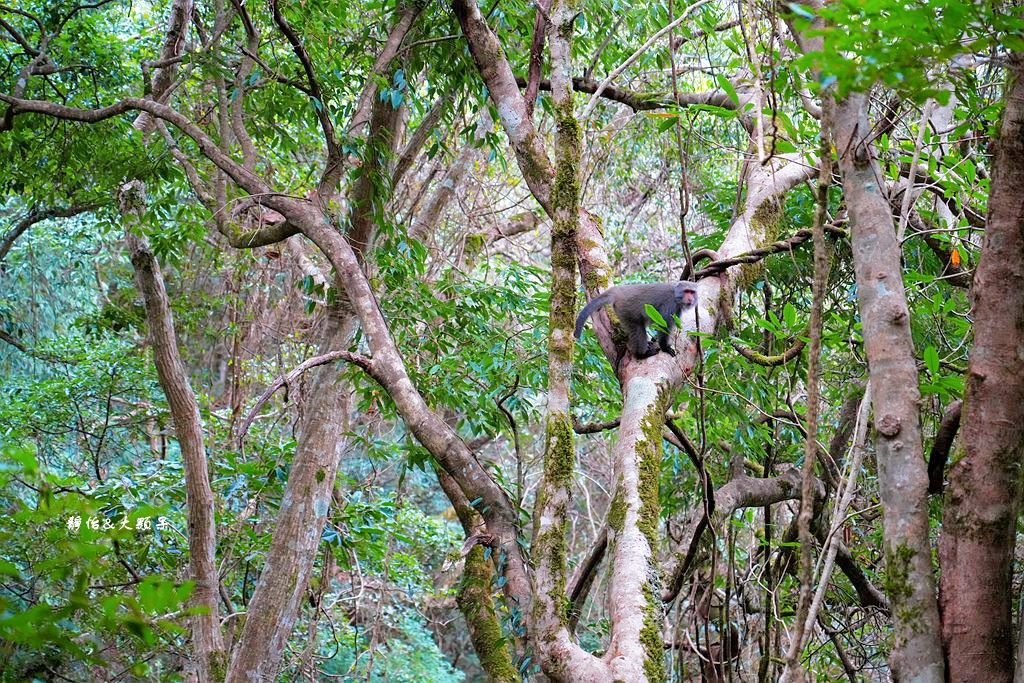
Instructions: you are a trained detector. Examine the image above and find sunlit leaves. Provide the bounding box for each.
[791,0,1024,102]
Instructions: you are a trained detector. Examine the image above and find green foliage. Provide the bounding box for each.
[318,607,464,682]
[0,0,1013,678]
[792,0,1024,102]
[0,443,190,680]
[375,241,551,440]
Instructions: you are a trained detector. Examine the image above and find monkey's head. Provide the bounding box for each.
[673,281,698,309]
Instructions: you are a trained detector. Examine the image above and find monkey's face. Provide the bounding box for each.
[674,281,698,308]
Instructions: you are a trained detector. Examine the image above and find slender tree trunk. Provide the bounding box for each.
[225,300,356,681]
[227,89,405,682]
[530,1,609,679]
[942,55,1024,683]
[823,93,945,682]
[119,182,224,680]
[133,0,192,133]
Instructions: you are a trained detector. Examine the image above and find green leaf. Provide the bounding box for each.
[923,345,939,375]
[644,304,668,332]
[783,302,797,328]
[716,74,740,105]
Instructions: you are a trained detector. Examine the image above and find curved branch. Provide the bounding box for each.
[662,468,806,603]
[813,525,889,610]
[0,203,97,264]
[684,224,848,280]
[0,15,37,55]
[732,335,806,367]
[0,95,271,197]
[237,349,373,447]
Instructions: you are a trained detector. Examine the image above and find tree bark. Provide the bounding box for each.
[133,0,192,133]
[529,2,608,679]
[225,301,355,682]
[941,56,1024,683]
[824,92,944,682]
[119,181,224,680]
[437,468,519,682]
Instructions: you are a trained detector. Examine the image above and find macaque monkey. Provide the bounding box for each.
[574,281,698,359]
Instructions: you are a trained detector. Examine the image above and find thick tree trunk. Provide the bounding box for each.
[824,93,944,682]
[119,182,224,680]
[941,56,1024,683]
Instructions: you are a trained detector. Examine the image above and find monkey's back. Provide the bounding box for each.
[609,283,676,323]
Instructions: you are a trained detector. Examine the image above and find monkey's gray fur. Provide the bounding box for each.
[574,281,698,359]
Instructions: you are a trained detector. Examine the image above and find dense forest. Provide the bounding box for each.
[1,0,1023,680]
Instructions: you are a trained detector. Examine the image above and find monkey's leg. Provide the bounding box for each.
[657,331,677,356]
[629,326,658,359]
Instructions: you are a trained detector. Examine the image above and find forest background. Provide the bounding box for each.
[1,0,1023,681]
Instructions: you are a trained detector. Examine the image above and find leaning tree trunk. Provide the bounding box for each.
[941,55,1024,683]
[226,92,406,681]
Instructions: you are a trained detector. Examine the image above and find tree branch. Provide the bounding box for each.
[927,399,962,495]
[682,225,847,280]
[237,349,373,447]
[0,95,271,197]
[269,0,338,161]
[133,0,192,133]
[0,203,97,264]
[523,0,551,116]
[514,74,739,113]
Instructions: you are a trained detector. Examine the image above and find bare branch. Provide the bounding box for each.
[572,415,620,434]
[662,468,807,603]
[0,5,44,33]
[0,328,27,353]
[0,203,97,264]
[238,350,373,447]
[581,0,715,119]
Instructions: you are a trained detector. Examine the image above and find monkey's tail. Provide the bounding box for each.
[574,293,611,339]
